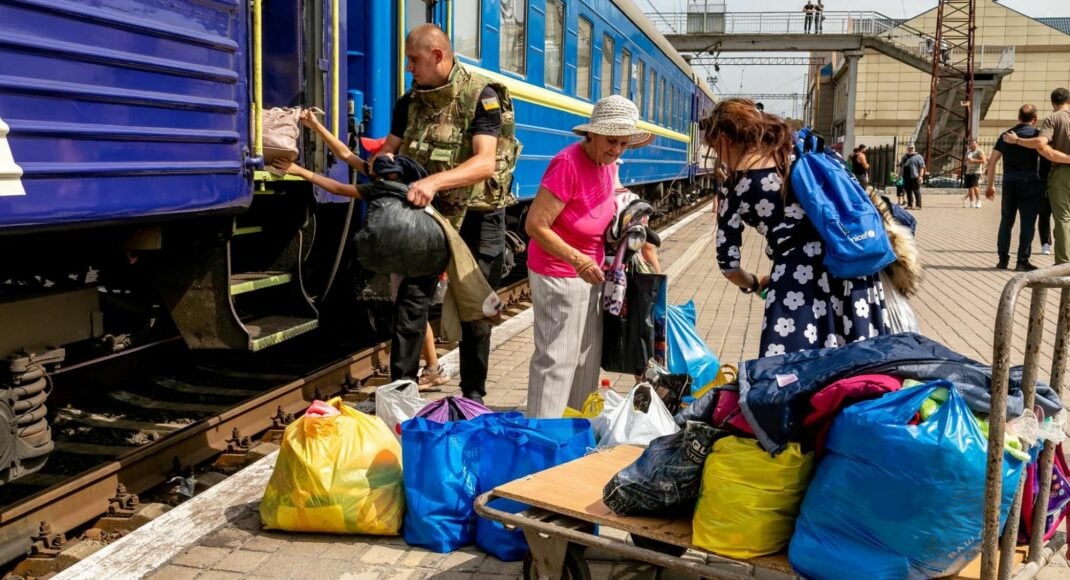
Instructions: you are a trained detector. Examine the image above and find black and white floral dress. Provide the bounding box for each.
[716,167,888,357]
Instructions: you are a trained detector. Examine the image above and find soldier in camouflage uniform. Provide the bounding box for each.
[376,24,521,403]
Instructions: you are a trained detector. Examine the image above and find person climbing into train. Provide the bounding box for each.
[370,24,521,404]
[705,99,888,356]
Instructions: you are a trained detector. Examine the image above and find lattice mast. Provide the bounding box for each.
[925,0,976,179]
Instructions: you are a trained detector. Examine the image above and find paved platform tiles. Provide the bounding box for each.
[72,195,1070,579]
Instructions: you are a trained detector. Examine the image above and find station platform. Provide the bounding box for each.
[58,194,1070,580]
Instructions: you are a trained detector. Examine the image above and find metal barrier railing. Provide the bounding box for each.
[984,266,1070,579]
[650,11,1015,70]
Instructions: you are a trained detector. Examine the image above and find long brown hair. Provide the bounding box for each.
[701,99,795,194]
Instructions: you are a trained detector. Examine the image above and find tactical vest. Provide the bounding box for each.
[398,63,521,225]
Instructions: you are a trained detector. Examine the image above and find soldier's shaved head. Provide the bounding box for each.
[405,24,455,87]
[406,24,453,59]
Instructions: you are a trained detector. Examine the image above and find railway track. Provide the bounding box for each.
[0,192,713,577]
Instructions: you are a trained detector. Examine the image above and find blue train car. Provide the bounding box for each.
[692,77,718,182]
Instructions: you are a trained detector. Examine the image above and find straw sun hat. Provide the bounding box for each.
[572,95,654,149]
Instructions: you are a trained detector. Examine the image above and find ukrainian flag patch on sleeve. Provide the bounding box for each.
[481,96,500,111]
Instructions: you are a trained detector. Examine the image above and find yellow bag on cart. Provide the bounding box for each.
[260,397,404,535]
[692,436,814,559]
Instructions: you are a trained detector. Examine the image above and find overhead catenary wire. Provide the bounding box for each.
[643,0,679,33]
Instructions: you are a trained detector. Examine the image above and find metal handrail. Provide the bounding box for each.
[983,265,1070,579]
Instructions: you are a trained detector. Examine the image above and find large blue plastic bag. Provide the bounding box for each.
[475,417,595,561]
[666,301,720,398]
[788,381,1026,579]
[401,412,522,552]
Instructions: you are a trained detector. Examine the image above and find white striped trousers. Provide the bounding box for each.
[526,271,604,418]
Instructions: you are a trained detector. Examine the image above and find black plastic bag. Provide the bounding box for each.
[602,421,724,516]
[354,181,449,278]
[601,272,666,375]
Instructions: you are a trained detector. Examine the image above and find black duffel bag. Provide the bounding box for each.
[601,271,666,375]
[354,181,449,278]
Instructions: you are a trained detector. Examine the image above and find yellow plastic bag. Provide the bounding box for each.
[692,436,814,559]
[562,390,606,418]
[260,397,404,535]
[691,363,738,401]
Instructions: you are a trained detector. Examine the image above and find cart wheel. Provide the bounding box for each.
[522,544,591,580]
[631,534,687,557]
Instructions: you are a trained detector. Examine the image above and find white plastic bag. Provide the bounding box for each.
[598,383,679,448]
[375,380,424,438]
[880,271,919,334]
[590,388,624,443]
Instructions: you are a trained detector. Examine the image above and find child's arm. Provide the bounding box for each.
[272,160,361,199]
[300,110,368,175]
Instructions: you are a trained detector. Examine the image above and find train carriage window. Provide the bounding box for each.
[634,60,644,117]
[406,0,430,31]
[600,35,614,99]
[577,18,592,100]
[670,84,676,128]
[620,50,631,98]
[455,0,481,58]
[660,77,667,125]
[545,0,564,88]
[671,86,680,129]
[500,0,527,74]
[647,70,655,120]
[674,86,680,129]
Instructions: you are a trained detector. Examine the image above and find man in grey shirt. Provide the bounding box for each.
[1005,88,1070,263]
[898,144,926,209]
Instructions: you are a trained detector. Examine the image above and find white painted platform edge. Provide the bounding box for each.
[55,451,279,580]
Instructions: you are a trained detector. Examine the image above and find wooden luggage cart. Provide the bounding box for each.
[474,444,797,580]
[476,267,1070,580]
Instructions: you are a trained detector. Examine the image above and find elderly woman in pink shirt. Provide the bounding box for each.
[525,96,653,418]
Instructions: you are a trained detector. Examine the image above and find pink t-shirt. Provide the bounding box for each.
[528,143,616,277]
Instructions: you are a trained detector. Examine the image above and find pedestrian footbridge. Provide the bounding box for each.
[652,10,1015,154]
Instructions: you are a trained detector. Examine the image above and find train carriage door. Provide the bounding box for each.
[256,0,344,180]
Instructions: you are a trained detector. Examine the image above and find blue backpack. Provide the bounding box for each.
[790,129,896,279]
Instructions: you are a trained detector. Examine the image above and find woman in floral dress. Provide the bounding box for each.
[705,100,888,356]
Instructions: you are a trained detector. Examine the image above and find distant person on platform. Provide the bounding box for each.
[898,145,926,210]
[964,139,986,208]
[1039,157,1054,256]
[850,144,871,189]
[804,1,816,34]
[986,105,1043,272]
[815,1,825,34]
[1003,88,1070,264]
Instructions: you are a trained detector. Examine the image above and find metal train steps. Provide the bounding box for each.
[153,201,318,351]
[244,315,318,352]
[229,272,292,296]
